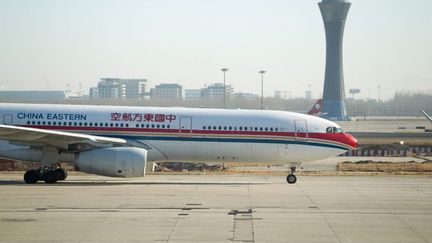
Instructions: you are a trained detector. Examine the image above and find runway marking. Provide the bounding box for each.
[230,209,255,243]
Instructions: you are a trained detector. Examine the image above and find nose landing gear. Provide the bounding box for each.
[286,174,297,184]
[286,163,301,184]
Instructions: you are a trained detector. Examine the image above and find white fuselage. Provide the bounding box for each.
[0,103,357,164]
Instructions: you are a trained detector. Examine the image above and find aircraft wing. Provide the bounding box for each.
[0,124,127,150]
[422,110,432,123]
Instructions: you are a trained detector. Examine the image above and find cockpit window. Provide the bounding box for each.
[326,126,343,133]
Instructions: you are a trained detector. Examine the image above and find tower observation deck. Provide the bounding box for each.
[318,0,351,120]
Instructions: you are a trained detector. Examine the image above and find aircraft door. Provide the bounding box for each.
[2,114,13,125]
[179,117,192,136]
[294,119,308,140]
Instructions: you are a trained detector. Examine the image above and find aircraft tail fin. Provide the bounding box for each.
[307,99,322,116]
[421,110,432,123]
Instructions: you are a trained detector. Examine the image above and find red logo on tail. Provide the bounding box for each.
[307,99,322,115]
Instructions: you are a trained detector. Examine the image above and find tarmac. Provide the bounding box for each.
[338,116,432,145]
[0,173,432,243]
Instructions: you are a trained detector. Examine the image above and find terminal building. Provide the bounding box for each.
[89,78,147,99]
[201,83,234,100]
[150,83,182,100]
[184,89,202,100]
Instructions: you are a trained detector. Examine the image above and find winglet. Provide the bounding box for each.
[421,110,432,123]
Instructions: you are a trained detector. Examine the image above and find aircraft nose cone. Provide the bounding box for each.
[344,133,358,149]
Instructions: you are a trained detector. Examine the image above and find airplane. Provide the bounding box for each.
[307,99,323,116]
[0,103,358,184]
[421,110,432,123]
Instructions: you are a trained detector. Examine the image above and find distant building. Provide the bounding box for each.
[150,83,182,100]
[89,87,99,99]
[89,78,147,99]
[201,83,234,100]
[274,90,290,99]
[233,92,259,100]
[0,90,67,100]
[122,79,146,99]
[305,90,312,100]
[185,89,202,100]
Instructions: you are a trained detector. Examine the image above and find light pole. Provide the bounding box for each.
[220,68,229,108]
[259,70,266,110]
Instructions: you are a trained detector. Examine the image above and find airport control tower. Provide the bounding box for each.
[318,0,351,120]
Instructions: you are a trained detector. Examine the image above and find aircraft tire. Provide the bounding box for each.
[24,170,39,184]
[286,174,297,184]
[54,168,67,180]
[44,171,58,184]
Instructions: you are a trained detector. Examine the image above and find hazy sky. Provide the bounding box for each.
[0,0,431,100]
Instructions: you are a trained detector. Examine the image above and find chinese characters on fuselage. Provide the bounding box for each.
[110,113,176,123]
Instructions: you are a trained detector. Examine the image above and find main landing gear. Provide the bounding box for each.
[286,163,301,184]
[24,166,67,184]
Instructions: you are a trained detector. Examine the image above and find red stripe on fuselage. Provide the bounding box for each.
[22,125,357,149]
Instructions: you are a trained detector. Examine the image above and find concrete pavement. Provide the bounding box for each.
[0,173,432,243]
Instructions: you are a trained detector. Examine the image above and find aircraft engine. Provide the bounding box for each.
[75,147,147,177]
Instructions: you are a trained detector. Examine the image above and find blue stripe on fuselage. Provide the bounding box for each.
[103,134,350,151]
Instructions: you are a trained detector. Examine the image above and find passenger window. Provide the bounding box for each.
[218,126,222,130]
[156,124,160,128]
[239,127,242,131]
[234,126,237,130]
[151,124,155,128]
[120,123,124,127]
[136,124,139,128]
[224,126,227,130]
[203,126,206,130]
[167,125,170,129]
[265,127,268,131]
[229,126,232,130]
[270,127,273,131]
